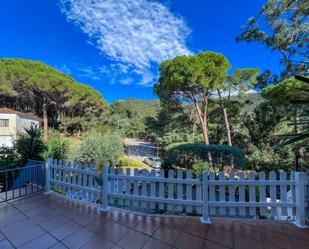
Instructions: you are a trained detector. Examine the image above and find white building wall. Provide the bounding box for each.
[16,116,41,133]
[0,113,41,148]
[0,113,17,148]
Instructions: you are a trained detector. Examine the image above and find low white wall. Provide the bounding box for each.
[0,135,14,147]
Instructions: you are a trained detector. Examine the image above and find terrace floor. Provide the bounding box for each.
[0,194,309,249]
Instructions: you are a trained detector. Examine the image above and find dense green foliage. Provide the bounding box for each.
[16,125,45,163]
[0,128,69,170]
[145,106,203,146]
[0,58,301,173]
[116,156,148,168]
[42,134,69,160]
[263,77,309,169]
[108,98,160,138]
[231,95,293,170]
[0,58,107,135]
[0,146,20,169]
[72,132,124,169]
[147,93,295,172]
[154,51,231,148]
[235,0,309,171]
[155,52,230,104]
[236,0,308,79]
[263,78,309,102]
[162,143,246,173]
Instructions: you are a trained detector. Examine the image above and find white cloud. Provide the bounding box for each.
[59,0,191,85]
[246,89,258,94]
[118,64,130,74]
[77,66,100,80]
[55,64,72,74]
[120,78,134,85]
[211,89,259,98]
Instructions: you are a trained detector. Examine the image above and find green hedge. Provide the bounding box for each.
[116,156,147,168]
[163,143,246,172]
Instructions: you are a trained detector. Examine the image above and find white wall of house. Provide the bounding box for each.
[0,135,14,147]
[0,113,41,148]
[0,113,17,147]
[16,115,40,133]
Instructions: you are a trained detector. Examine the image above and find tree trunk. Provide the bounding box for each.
[294,108,301,134]
[294,108,304,170]
[193,96,209,145]
[281,51,292,79]
[43,97,48,141]
[201,124,210,145]
[218,90,234,168]
[192,92,212,167]
[218,90,232,146]
[223,108,232,146]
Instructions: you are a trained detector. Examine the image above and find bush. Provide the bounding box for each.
[116,156,147,168]
[42,135,69,160]
[89,124,112,135]
[0,146,21,170]
[73,131,124,170]
[162,143,246,172]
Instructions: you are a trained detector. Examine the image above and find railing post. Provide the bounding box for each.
[44,158,52,195]
[201,171,211,224]
[293,172,307,228]
[101,166,110,212]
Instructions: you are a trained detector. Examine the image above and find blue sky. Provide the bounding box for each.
[0,0,281,103]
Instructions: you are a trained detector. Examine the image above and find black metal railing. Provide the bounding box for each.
[0,162,45,203]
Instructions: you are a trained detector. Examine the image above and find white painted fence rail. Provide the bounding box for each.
[45,158,308,228]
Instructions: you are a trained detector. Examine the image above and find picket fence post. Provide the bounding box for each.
[201,172,211,224]
[293,172,307,228]
[44,158,52,194]
[101,166,110,212]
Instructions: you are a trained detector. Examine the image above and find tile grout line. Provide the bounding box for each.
[201,223,210,249]
[0,200,32,249]
[256,222,268,249]
[0,230,17,249]
[232,221,235,249]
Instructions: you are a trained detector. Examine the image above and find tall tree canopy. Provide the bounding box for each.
[236,0,309,79]
[154,51,230,145]
[0,58,107,136]
[263,77,309,169]
[216,68,260,147]
[263,78,309,102]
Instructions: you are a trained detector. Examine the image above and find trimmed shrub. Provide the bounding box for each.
[116,156,147,168]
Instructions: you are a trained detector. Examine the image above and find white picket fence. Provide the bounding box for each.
[45,158,308,227]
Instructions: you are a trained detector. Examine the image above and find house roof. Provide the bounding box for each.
[0,108,43,121]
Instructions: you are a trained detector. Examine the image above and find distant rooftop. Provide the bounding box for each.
[0,107,43,121]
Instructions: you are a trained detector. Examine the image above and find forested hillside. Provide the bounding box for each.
[146,93,298,172]
[0,58,107,135]
[0,58,307,173]
[108,98,160,138]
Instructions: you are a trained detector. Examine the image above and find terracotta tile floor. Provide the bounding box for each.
[0,194,308,249]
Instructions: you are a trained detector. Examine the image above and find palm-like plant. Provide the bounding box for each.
[16,125,45,163]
